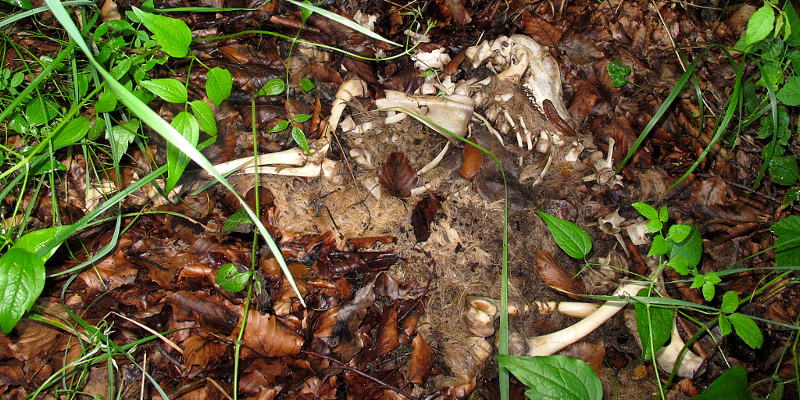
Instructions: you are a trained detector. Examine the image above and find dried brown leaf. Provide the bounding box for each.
[559,341,605,376]
[240,310,304,358]
[407,334,433,385]
[167,291,240,334]
[460,144,484,179]
[411,193,443,242]
[534,250,585,300]
[183,336,227,378]
[521,12,562,47]
[376,305,400,356]
[379,152,418,198]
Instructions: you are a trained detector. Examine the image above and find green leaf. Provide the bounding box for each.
[658,205,668,223]
[189,100,217,136]
[777,75,800,106]
[496,355,602,400]
[784,2,800,46]
[291,126,311,154]
[267,119,290,133]
[52,116,89,149]
[771,215,800,267]
[781,188,800,208]
[728,313,763,349]
[667,224,692,243]
[15,225,73,261]
[768,156,799,186]
[718,314,732,336]
[537,212,593,259]
[293,113,312,123]
[632,202,658,221]
[690,274,704,289]
[634,290,673,361]
[742,3,775,47]
[720,291,739,314]
[299,77,315,92]
[166,111,199,192]
[205,67,232,107]
[606,60,631,88]
[702,281,715,302]
[646,219,663,233]
[140,78,187,103]
[257,78,285,96]
[692,365,752,400]
[667,257,689,275]
[299,0,313,22]
[668,225,702,268]
[648,235,668,256]
[223,208,253,234]
[0,248,45,333]
[108,119,139,165]
[25,97,59,126]
[95,87,118,113]
[215,263,252,293]
[10,71,24,87]
[131,6,191,58]
[33,159,67,175]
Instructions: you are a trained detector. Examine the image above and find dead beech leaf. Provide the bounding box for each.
[460,144,484,179]
[167,291,239,334]
[182,336,226,378]
[379,152,418,198]
[376,305,400,356]
[407,334,433,385]
[240,310,303,358]
[559,341,605,376]
[535,250,585,300]
[411,193,443,242]
[347,236,397,250]
[521,12,562,47]
[434,0,471,25]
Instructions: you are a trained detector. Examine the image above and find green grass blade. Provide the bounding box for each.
[285,0,402,47]
[42,0,305,307]
[616,55,703,172]
[0,0,94,28]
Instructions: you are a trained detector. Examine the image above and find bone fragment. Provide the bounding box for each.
[656,322,706,378]
[376,91,475,139]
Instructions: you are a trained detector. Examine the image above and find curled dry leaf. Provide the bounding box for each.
[411,193,443,242]
[407,334,433,385]
[182,336,226,378]
[375,305,400,356]
[535,250,586,300]
[379,152,418,198]
[460,144,484,179]
[559,341,606,377]
[521,11,562,47]
[240,310,304,358]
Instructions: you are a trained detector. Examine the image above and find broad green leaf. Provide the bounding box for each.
[728,313,763,349]
[10,71,23,87]
[215,263,252,293]
[742,3,775,47]
[25,97,59,126]
[658,205,668,223]
[140,78,187,103]
[166,111,199,192]
[257,78,285,96]
[768,156,799,186]
[667,257,689,275]
[668,225,702,268]
[95,87,118,113]
[771,215,800,267]
[702,281,715,302]
[537,212,593,259]
[205,67,232,106]
[291,126,311,154]
[15,225,73,261]
[33,158,67,175]
[632,202,659,221]
[299,0,313,22]
[777,75,800,106]
[634,290,673,361]
[720,291,739,314]
[607,60,631,88]
[108,119,139,164]
[667,224,692,243]
[693,365,752,400]
[691,274,704,289]
[189,100,217,136]
[781,188,800,208]
[267,119,290,133]
[131,6,191,58]
[52,116,89,149]
[784,2,800,46]
[496,355,602,400]
[0,248,45,334]
[299,77,315,92]
[293,113,312,123]
[648,234,668,256]
[223,208,253,234]
[646,219,663,233]
[719,314,732,336]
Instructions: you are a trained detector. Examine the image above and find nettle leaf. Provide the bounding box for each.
[189,100,217,136]
[223,208,253,234]
[632,202,658,221]
[52,116,89,149]
[205,67,232,106]
[634,290,673,361]
[140,78,187,103]
[166,111,199,193]
[777,75,800,106]
[257,78,285,96]
[131,6,191,58]
[743,3,775,47]
[299,77,315,92]
[728,313,763,349]
[15,225,73,261]
[607,60,631,88]
[537,212,593,259]
[720,291,740,314]
[0,248,46,334]
[215,263,252,293]
[668,225,702,268]
[693,365,752,400]
[768,155,799,186]
[771,216,800,267]
[496,355,602,400]
[291,126,311,154]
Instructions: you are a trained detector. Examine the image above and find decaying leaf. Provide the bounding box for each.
[379,152,418,198]
[411,193,443,242]
[407,334,433,385]
[239,310,304,358]
[535,250,586,300]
